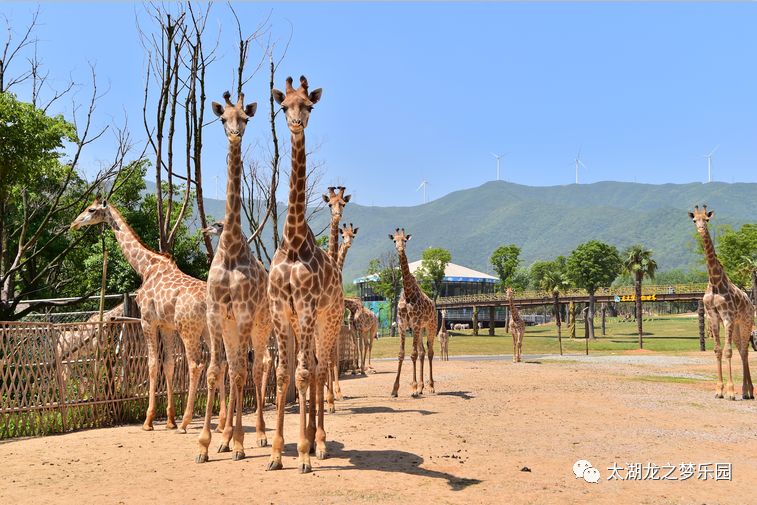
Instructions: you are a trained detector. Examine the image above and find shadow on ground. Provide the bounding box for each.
[319,441,482,491]
[344,405,436,416]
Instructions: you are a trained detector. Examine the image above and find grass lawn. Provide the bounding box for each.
[370,314,710,358]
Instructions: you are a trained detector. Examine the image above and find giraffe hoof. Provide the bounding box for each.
[176,427,187,435]
[715,394,724,399]
[266,459,283,471]
[316,448,327,460]
[232,451,245,461]
[257,437,268,448]
[218,443,231,453]
[390,391,398,398]
[195,453,209,464]
[299,463,312,474]
[327,405,335,414]
[141,424,154,432]
[742,394,753,400]
[165,422,177,430]
[728,395,736,401]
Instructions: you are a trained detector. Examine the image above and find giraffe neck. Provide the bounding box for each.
[328,215,340,263]
[220,138,244,248]
[106,206,165,279]
[508,295,522,322]
[282,131,312,252]
[698,225,727,286]
[398,249,420,297]
[336,241,351,272]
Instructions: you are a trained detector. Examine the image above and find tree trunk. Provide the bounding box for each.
[488,306,495,336]
[587,293,596,340]
[472,306,479,336]
[553,292,561,338]
[635,272,643,348]
[390,298,398,337]
[698,300,706,352]
[601,303,606,336]
[752,271,757,306]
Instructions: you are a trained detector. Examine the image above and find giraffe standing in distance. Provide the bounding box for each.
[389,228,437,397]
[267,76,343,473]
[438,309,450,361]
[507,287,526,363]
[344,297,379,374]
[196,91,273,463]
[70,201,226,434]
[690,205,754,400]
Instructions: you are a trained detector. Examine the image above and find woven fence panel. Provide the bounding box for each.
[0,321,277,440]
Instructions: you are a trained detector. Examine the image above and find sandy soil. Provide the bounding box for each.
[2,352,756,505]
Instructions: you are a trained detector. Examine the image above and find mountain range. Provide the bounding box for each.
[148,180,757,284]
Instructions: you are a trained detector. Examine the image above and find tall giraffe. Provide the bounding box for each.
[70,201,226,433]
[689,205,754,400]
[196,92,273,463]
[507,287,525,363]
[389,228,437,397]
[323,187,351,404]
[267,75,343,473]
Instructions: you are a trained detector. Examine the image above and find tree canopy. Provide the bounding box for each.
[490,244,521,291]
[415,247,451,300]
[566,240,622,294]
[717,223,757,289]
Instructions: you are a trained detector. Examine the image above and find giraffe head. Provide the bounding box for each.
[388,228,412,254]
[340,223,359,248]
[202,220,224,237]
[272,75,322,134]
[441,309,447,318]
[70,199,111,231]
[688,204,714,233]
[506,287,514,299]
[323,186,351,221]
[211,91,257,142]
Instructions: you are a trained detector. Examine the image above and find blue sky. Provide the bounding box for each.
[4,2,757,206]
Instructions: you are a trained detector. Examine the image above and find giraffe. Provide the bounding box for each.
[389,228,437,398]
[344,297,379,374]
[689,205,754,400]
[323,187,351,407]
[70,201,226,433]
[507,287,525,363]
[438,309,449,361]
[196,91,273,464]
[337,223,362,376]
[267,75,343,473]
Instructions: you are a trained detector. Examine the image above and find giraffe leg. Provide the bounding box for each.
[315,340,332,460]
[391,324,407,397]
[518,331,524,363]
[294,307,318,473]
[417,329,426,396]
[330,342,342,408]
[178,332,204,434]
[724,320,736,400]
[252,338,270,447]
[141,322,159,431]
[196,317,222,463]
[162,330,178,429]
[223,320,247,460]
[410,327,420,397]
[266,303,290,471]
[215,357,227,433]
[739,344,753,400]
[512,332,517,363]
[426,326,435,393]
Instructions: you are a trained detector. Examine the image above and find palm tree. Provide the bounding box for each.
[622,245,658,348]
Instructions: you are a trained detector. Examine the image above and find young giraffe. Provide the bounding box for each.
[70,202,226,433]
[337,223,362,375]
[268,75,342,473]
[507,287,526,363]
[389,228,437,397]
[438,309,450,361]
[689,205,754,400]
[196,92,273,463]
[344,297,379,374]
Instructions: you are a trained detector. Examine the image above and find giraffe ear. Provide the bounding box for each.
[272,89,285,105]
[353,227,359,234]
[211,101,224,117]
[102,200,108,207]
[406,234,412,241]
[309,88,323,104]
[322,194,330,203]
[245,103,257,117]
[706,210,714,219]
[388,234,394,240]
[688,212,695,219]
[344,194,352,203]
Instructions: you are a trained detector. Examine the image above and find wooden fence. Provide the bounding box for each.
[1,320,359,440]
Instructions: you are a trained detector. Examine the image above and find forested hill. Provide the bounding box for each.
[148,180,757,283]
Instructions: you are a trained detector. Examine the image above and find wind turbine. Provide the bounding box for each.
[573,149,586,184]
[703,145,719,183]
[491,152,508,181]
[417,180,429,204]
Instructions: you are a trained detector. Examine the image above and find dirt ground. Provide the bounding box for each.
[2,352,756,505]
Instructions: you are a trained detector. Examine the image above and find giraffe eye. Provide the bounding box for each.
[282,106,289,112]
[88,209,96,213]
[221,118,227,123]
